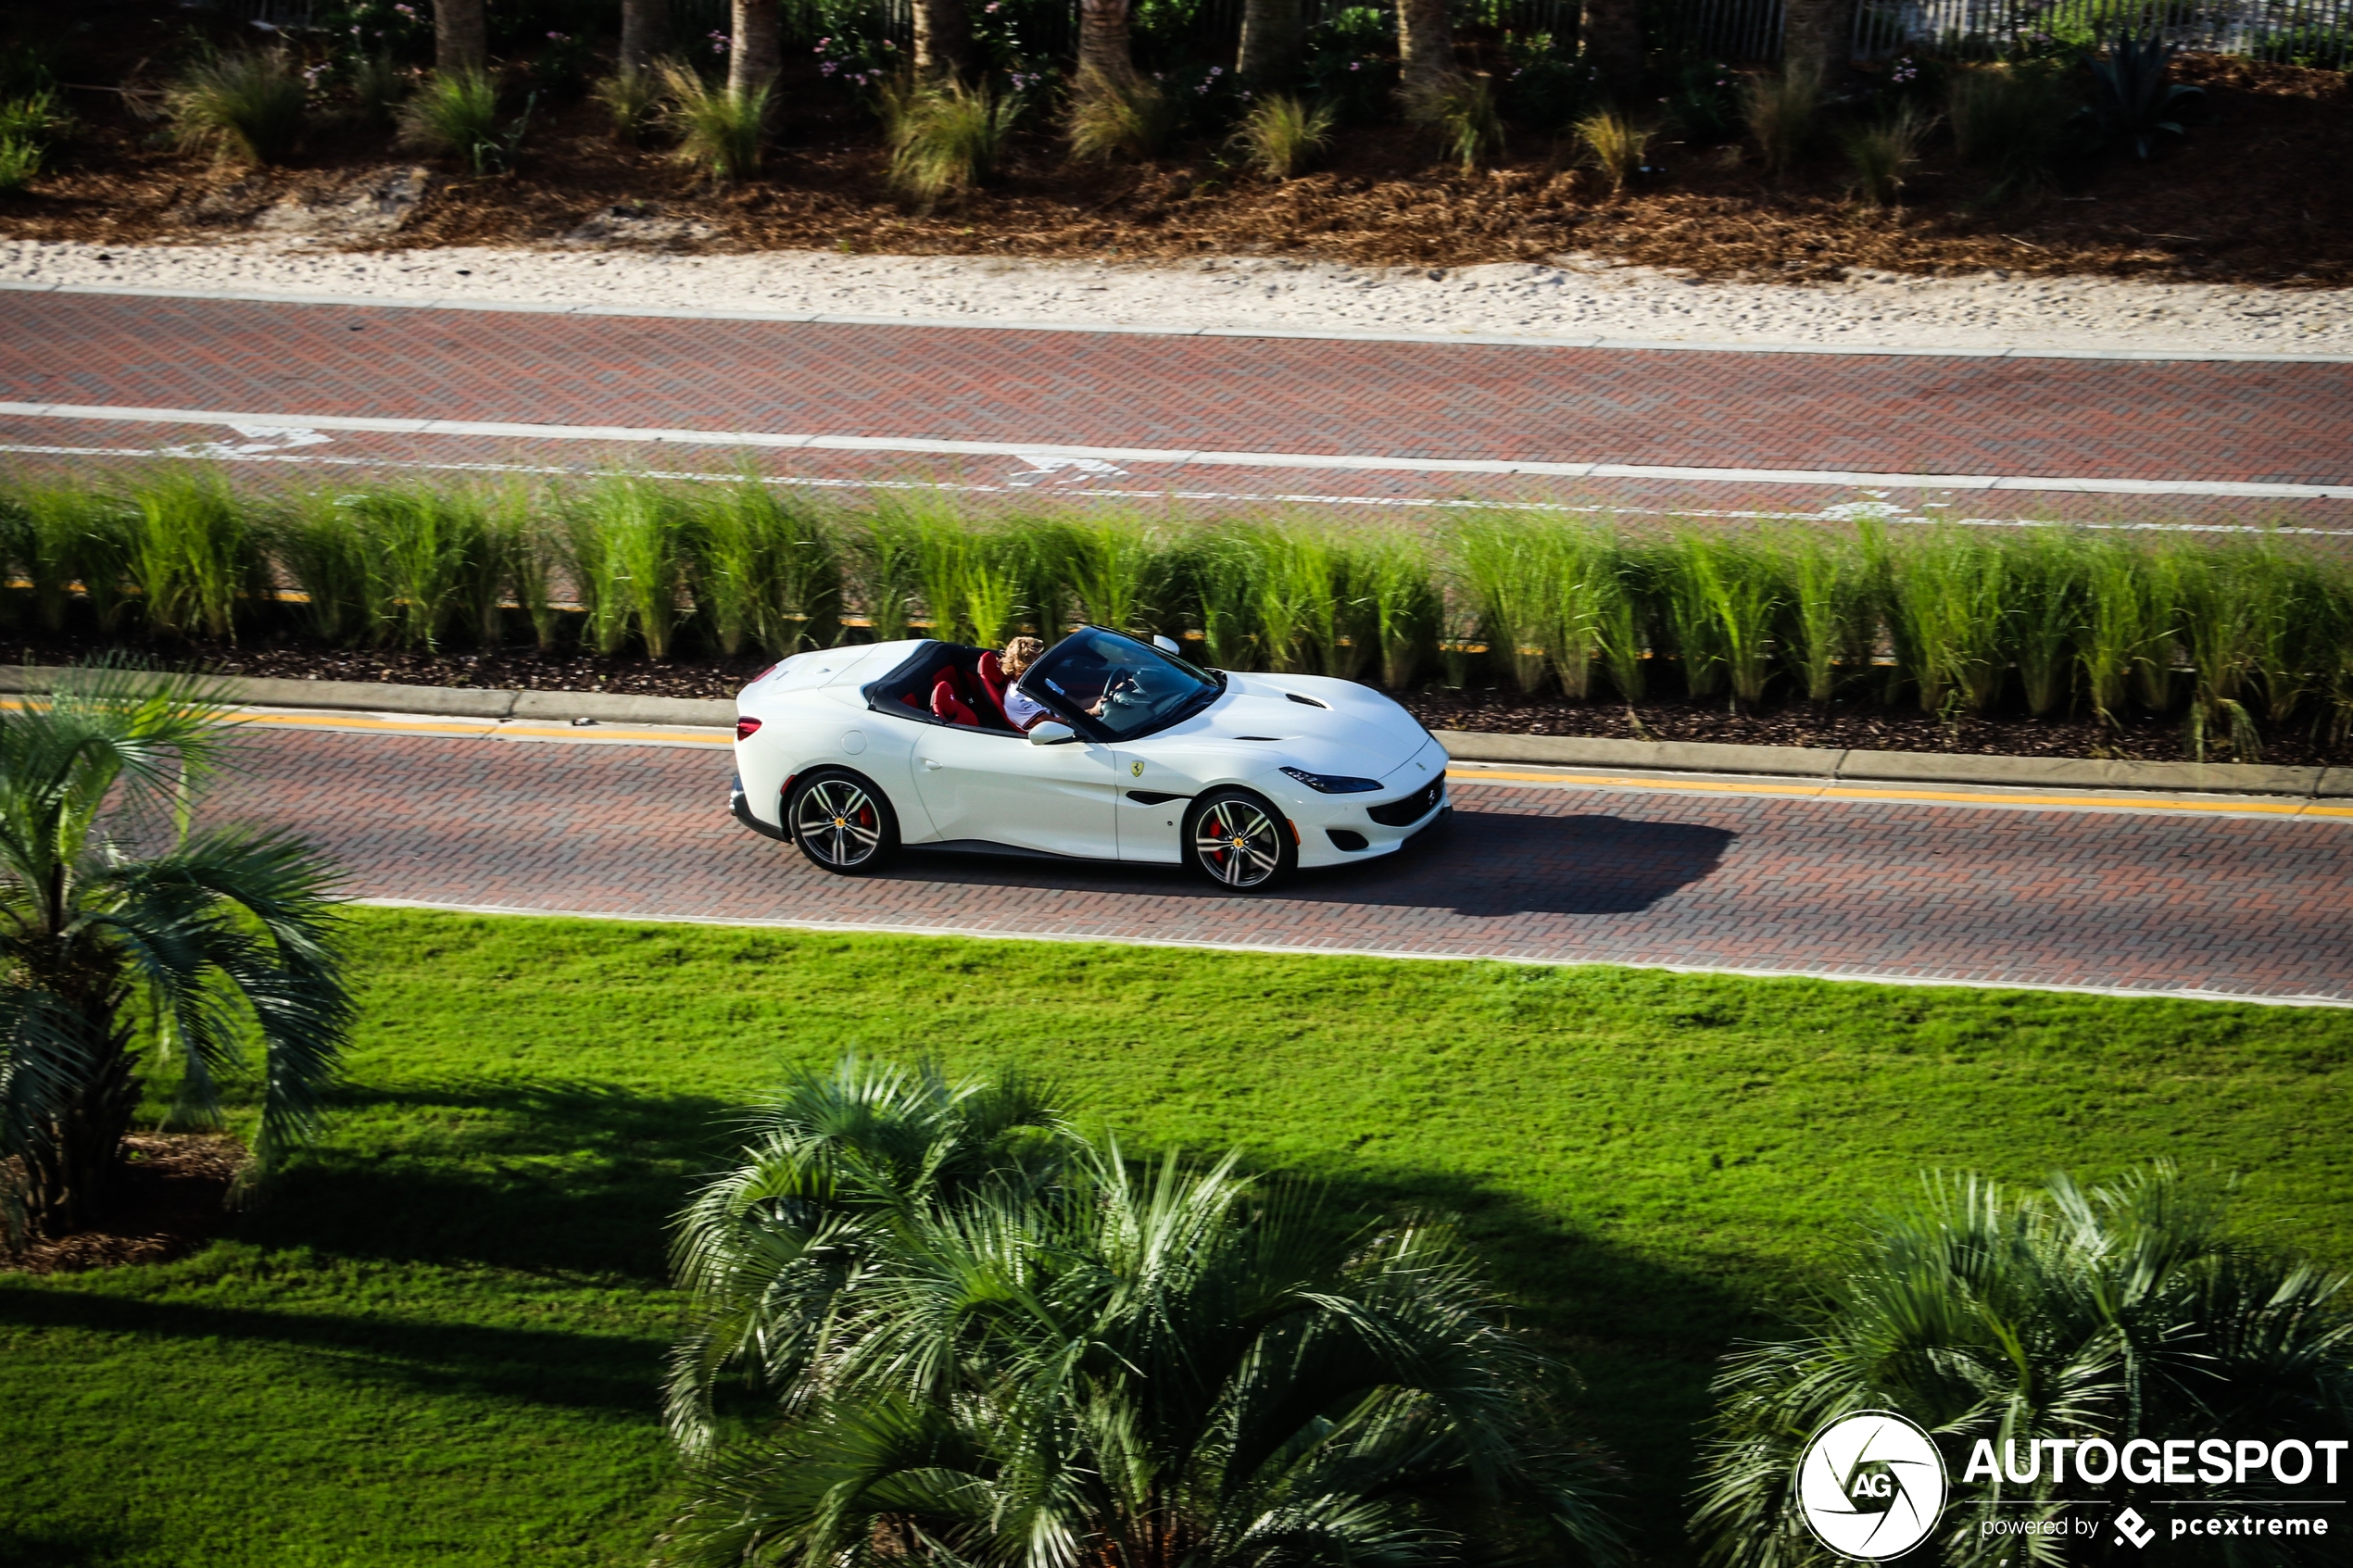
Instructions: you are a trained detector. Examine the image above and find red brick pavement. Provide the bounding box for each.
[211,727,2353,1003]
[7,415,2352,535]
[5,292,2350,485]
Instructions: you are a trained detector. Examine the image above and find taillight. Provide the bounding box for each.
[751,662,780,683]
[735,717,762,742]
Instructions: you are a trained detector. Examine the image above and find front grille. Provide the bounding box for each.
[1366,777,1443,827]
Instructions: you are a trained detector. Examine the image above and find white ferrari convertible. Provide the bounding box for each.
[729,627,1449,891]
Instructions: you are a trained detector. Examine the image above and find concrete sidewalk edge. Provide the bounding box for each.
[0,665,2337,798]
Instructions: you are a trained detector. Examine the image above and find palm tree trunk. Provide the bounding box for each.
[1238,0,1302,84]
[1395,0,1460,104]
[1076,0,1139,89]
[913,0,976,82]
[728,0,783,100]
[1781,0,1856,83]
[621,0,669,74]
[20,1007,137,1238]
[434,0,489,75]
[1579,0,1643,106]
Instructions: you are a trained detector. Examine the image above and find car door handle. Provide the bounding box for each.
[923,759,942,770]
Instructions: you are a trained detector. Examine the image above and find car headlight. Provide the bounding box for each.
[1280,766,1382,794]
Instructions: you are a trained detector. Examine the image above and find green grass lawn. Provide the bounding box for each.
[5,909,2351,1566]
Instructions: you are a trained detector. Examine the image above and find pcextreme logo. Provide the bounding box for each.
[1797,1411,1949,1561]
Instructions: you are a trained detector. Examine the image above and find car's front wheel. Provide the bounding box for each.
[787,770,900,876]
[1184,788,1294,892]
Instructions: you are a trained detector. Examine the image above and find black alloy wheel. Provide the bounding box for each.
[788,771,900,875]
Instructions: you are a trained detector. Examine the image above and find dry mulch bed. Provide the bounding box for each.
[17,631,2347,764]
[1402,685,2353,766]
[2,1133,245,1275]
[2,40,2347,284]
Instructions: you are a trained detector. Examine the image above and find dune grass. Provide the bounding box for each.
[4,908,2351,1564]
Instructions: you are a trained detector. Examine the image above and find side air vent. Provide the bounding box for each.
[1285,693,1329,709]
[1126,790,1187,806]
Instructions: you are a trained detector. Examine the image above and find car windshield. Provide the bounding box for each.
[1022,630,1222,740]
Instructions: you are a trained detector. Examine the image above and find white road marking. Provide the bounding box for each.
[1,399,2347,500]
[1006,455,1131,487]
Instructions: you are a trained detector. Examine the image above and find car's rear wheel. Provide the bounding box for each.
[1184,788,1293,892]
[788,770,900,875]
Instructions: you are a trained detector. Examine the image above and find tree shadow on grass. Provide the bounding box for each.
[246,1076,745,1279]
[0,1523,138,1566]
[1302,1160,1776,1563]
[0,1281,665,1417]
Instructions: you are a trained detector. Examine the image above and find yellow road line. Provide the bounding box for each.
[1447,767,2353,819]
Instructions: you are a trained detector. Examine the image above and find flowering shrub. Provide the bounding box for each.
[813,31,901,96]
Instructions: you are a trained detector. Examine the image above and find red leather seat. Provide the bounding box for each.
[930,678,978,728]
[974,651,1013,726]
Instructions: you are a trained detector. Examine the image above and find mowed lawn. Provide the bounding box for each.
[6,909,2351,1566]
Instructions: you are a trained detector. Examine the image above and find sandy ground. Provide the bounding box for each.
[6,238,2352,355]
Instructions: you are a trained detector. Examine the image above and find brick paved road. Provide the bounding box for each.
[213,727,2353,1004]
[7,414,2351,537]
[6,291,2350,486]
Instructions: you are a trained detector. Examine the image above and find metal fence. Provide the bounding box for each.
[1849,0,2352,62]
[220,0,2353,67]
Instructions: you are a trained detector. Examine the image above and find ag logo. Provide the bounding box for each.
[1795,1411,1948,1560]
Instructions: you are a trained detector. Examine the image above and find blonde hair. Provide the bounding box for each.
[1002,635,1046,673]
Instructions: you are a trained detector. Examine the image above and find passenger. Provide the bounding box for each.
[997,636,1052,731]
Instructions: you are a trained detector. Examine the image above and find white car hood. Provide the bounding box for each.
[1160,672,1431,779]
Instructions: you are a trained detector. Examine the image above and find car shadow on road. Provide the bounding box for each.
[881,809,1737,918]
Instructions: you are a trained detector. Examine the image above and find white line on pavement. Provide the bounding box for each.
[3,401,2347,501]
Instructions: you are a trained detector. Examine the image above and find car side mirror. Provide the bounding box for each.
[1028,721,1079,746]
[1151,635,1180,655]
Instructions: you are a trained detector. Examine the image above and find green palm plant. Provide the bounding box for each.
[1691,1164,2353,1568]
[663,1056,1075,1448]
[857,509,926,643]
[660,1069,1625,1568]
[0,669,354,1242]
[1193,528,1265,671]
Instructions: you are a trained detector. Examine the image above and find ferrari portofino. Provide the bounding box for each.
[729,628,1448,891]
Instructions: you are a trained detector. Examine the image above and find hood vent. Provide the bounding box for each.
[1285,692,1329,709]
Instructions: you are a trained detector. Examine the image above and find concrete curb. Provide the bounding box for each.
[0,666,739,730]
[0,666,2337,797]
[1430,729,2351,798]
